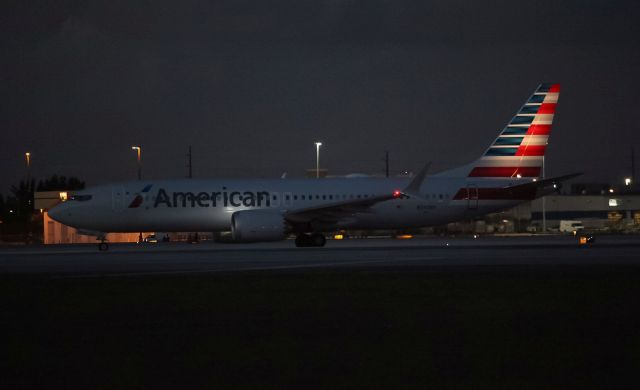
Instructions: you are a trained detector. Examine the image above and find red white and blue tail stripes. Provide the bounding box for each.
[470,83,560,178]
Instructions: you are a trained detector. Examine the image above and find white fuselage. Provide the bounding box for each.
[48,176,523,233]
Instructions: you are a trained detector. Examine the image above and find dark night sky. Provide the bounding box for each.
[2,0,639,193]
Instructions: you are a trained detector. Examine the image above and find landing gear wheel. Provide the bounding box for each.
[98,242,109,251]
[311,233,326,247]
[295,234,311,247]
[295,233,326,247]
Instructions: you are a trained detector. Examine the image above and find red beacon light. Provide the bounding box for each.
[393,190,402,198]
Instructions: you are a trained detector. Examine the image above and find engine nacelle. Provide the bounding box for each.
[231,210,287,242]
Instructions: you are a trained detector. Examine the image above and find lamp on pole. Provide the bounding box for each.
[25,152,31,182]
[131,146,143,243]
[315,142,322,179]
[131,146,142,180]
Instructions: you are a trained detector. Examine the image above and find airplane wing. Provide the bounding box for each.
[284,163,432,224]
[284,192,401,224]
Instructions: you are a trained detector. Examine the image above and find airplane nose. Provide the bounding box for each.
[48,203,68,224]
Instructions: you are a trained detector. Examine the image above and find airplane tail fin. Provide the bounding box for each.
[437,83,560,179]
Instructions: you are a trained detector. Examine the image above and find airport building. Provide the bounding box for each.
[529,194,640,231]
[452,193,640,234]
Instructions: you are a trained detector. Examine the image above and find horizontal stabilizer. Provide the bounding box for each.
[506,172,582,199]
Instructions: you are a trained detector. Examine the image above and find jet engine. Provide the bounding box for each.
[231,210,288,242]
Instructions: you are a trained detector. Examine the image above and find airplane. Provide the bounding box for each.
[48,83,578,250]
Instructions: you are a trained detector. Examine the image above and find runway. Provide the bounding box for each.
[1,235,640,276]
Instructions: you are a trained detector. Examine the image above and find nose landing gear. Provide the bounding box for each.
[295,233,326,247]
[97,234,109,251]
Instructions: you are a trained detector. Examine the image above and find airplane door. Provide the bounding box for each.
[112,186,125,212]
[467,185,479,210]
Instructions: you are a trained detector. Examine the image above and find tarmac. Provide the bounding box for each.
[2,235,640,388]
[1,235,640,276]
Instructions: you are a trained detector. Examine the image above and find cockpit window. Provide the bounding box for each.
[70,194,93,201]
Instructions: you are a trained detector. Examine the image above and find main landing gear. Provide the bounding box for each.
[295,233,326,247]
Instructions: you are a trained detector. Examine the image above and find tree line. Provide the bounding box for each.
[0,175,85,237]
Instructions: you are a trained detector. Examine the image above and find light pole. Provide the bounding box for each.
[131,146,143,243]
[25,152,31,181]
[131,146,141,180]
[315,142,322,179]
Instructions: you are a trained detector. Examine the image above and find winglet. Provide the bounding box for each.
[403,162,431,196]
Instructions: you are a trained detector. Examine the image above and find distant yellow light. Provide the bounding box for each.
[396,234,413,239]
[609,188,614,193]
[59,192,68,201]
[334,234,344,240]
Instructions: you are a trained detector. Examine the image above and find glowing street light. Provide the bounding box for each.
[131,146,142,180]
[625,178,632,186]
[315,142,322,179]
[25,152,32,182]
